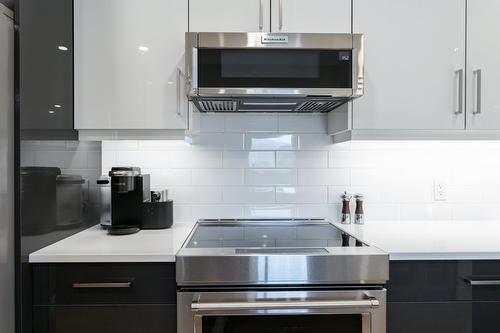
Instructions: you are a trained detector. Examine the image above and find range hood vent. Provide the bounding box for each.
[191,97,350,113]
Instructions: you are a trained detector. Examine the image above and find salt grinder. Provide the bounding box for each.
[354,194,365,225]
[340,191,352,224]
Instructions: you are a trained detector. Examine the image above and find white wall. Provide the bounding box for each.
[102,114,500,224]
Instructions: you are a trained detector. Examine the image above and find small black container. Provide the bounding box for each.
[141,200,173,229]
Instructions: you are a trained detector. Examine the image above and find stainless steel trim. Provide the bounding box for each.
[465,278,500,286]
[278,0,283,31]
[242,102,298,106]
[259,0,264,31]
[72,282,132,289]
[473,69,482,115]
[194,32,356,49]
[196,87,353,97]
[191,299,380,311]
[178,290,386,333]
[455,69,464,114]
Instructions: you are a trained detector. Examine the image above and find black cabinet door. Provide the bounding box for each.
[388,302,472,333]
[472,302,500,333]
[19,0,76,139]
[33,304,176,333]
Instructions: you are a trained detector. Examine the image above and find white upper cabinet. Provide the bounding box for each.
[466,0,500,130]
[74,0,188,130]
[270,0,351,33]
[352,0,466,130]
[189,0,271,32]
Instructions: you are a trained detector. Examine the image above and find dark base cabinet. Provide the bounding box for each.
[33,305,176,333]
[32,263,176,333]
[387,260,500,333]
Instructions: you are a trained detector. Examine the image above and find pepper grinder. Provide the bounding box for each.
[340,191,352,224]
[354,194,365,225]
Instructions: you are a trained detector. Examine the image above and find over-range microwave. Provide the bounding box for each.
[185,32,364,113]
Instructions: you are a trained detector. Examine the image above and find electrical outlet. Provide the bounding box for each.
[434,180,448,201]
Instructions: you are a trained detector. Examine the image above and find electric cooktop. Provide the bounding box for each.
[176,219,389,286]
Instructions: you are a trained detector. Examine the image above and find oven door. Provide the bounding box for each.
[178,289,385,333]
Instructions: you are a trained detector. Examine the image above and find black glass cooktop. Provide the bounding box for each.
[186,219,365,249]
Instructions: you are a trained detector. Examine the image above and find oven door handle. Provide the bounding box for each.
[191,298,380,311]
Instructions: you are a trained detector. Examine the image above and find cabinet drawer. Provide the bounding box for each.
[388,261,471,302]
[33,263,176,305]
[466,261,500,301]
[33,304,175,333]
[388,302,472,333]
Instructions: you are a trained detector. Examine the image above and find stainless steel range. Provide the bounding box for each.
[176,218,389,333]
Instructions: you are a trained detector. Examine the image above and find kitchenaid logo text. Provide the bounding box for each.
[261,35,289,44]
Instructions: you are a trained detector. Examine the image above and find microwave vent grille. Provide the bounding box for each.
[200,100,237,112]
[296,100,341,112]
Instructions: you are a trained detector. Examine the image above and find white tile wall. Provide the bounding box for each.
[21,140,102,206]
[101,113,500,224]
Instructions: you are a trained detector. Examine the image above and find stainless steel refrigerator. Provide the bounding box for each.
[0,3,15,333]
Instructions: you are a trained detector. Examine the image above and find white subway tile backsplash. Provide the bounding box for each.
[223,187,275,204]
[192,205,244,219]
[278,115,327,133]
[116,151,169,168]
[223,151,275,168]
[148,169,192,187]
[101,117,500,223]
[276,187,327,204]
[169,151,222,169]
[244,205,296,218]
[35,151,88,169]
[189,133,245,150]
[298,169,350,186]
[245,169,297,185]
[169,187,223,204]
[298,134,333,150]
[192,169,244,186]
[245,133,298,150]
[225,114,278,132]
[276,151,328,168]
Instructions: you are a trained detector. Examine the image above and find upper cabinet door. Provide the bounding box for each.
[19,0,74,132]
[189,0,271,32]
[352,0,466,130]
[270,0,351,33]
[74,0,188,130]
[466,0,500,130]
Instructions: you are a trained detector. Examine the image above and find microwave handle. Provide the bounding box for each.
[192,299,380,311]
[454,68,464,115]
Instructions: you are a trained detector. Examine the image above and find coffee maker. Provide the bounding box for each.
[104,167,174,235]
[108,167,151,235]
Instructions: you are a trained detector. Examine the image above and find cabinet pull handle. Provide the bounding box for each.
[465,278,500,286]
[473,69,482,114]
[454,69,464,114]
[177,67,184,117]
[259,0,264,31]
[72,282,132,289]
[278,0,283,31]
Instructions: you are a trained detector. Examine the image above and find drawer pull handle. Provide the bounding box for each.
[72,282,132,289]
[465,278,500,286]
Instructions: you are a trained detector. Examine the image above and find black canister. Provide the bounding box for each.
[20,167,61,235]
[141,199,173,229]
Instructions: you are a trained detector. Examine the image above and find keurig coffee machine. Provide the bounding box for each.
[108,167,151,235]
[105,167,173,235]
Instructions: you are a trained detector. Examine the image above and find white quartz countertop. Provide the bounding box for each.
[29,223,194,263]
[29,220,500,263]
[334,221,500,260]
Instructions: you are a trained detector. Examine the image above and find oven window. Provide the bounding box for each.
[198,48,352,88]
[202,314,362,333]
